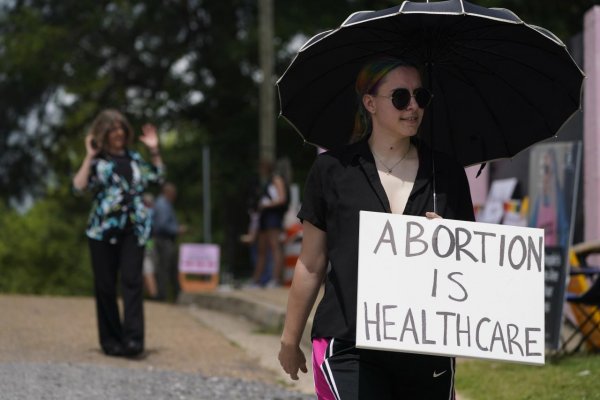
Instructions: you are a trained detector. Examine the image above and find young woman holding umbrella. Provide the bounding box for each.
[73,109,164,357]
[278,58,475,399]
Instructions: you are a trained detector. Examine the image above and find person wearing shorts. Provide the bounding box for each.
[251,159,289,287]
[278,57,474,399]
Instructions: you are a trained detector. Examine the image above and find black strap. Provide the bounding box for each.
[475,163,487,178]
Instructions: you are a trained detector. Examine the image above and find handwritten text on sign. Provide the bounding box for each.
[356,212,545,365]
[178,243,220,275]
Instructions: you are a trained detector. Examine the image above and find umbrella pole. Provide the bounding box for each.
[427,60,437,214]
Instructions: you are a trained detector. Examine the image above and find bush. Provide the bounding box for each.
[0,190,93,295]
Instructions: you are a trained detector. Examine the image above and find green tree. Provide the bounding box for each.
[0,0,359,287]
[0,0,596,291]
[0,187,93,294]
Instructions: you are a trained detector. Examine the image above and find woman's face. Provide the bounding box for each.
[106,123,127,152]
[542,152,553,194]
[365,66,424,139]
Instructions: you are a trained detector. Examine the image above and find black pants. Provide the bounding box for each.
[88,234,145,352]
[154,237,179,301]
[321,339,456,399]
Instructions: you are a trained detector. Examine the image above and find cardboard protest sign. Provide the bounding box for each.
[178,243,220,275]
[356,211,545,365]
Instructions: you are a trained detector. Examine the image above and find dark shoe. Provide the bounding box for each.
[102,343,124,357]
[122,340,144,358]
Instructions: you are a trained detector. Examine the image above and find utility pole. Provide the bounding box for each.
[202,146,211,243]
[258,0,275,163]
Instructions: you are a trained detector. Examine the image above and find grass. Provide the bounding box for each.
[455,354,600,400]
[252,324,283,335]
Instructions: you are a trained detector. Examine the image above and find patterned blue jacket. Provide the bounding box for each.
[75,150,164,246]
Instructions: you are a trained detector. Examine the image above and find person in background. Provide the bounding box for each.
[251,159,289,287]
[142,193,158,299]
[278,57,475,398]
[153,182,187,301]
[72,109,164,358]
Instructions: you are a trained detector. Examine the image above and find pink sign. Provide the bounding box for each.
[178,243,220,274]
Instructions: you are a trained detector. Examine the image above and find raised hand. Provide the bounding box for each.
[140,123,160,151]
[85,133,100,157]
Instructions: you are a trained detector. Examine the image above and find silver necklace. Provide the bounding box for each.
[372,144,412,175]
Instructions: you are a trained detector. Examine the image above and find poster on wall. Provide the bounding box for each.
[477,177,518,224]
[528,141,582,350]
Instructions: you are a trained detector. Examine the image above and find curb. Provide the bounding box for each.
[179,291,286,331]
[179,290,313,349]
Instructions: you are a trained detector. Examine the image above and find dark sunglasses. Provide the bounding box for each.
[378,87,433,110]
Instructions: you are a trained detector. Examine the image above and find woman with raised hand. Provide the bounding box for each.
[73,109,164,358]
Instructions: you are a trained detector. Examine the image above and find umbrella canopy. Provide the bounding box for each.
[277,0,584,167]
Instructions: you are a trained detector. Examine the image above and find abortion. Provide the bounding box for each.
[363,302,543,358]
[373,220,543,272]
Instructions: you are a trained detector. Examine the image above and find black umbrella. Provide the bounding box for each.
[277,0,584,167]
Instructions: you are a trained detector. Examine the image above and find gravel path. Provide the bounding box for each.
[0,363,312,400]
[0,295,313,399]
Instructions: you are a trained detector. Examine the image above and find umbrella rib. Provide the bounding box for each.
[294,33,431,139]
[446,48,555,139]
[430,74,460,160]
[305,80,357,142]
[338,23,576,81]
[300,33,573,95]
[283,49,379,109]
[440,66,510,157]
[303,33,577,106]
[450,41,566,85]
[435,21,563,51]
[432,23,573,156]
[345,22,552,51]
[436,60,508,160]
[279,113,325,150]
[450,58,556,140]
[295,22,573,76]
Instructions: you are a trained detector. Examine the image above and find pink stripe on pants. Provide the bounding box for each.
[312,337,336,400]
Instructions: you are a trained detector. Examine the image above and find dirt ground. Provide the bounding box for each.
[0,294,279,384]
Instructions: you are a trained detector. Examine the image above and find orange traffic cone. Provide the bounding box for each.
[283,223,303,287]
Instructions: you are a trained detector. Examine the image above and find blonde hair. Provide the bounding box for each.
[89,109,134,151]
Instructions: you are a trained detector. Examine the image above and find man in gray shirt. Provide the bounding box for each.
[153,182,186,301]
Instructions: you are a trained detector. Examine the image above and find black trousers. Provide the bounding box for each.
[88,234,145,351]
[154,237,179,301]
[321,339,456,399]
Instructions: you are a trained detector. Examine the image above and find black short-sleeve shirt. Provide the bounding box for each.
[298,138,475,341]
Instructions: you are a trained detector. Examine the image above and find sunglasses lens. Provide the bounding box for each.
[391,89,411,110]
[414,88,432,108]
[389,88,432,110]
